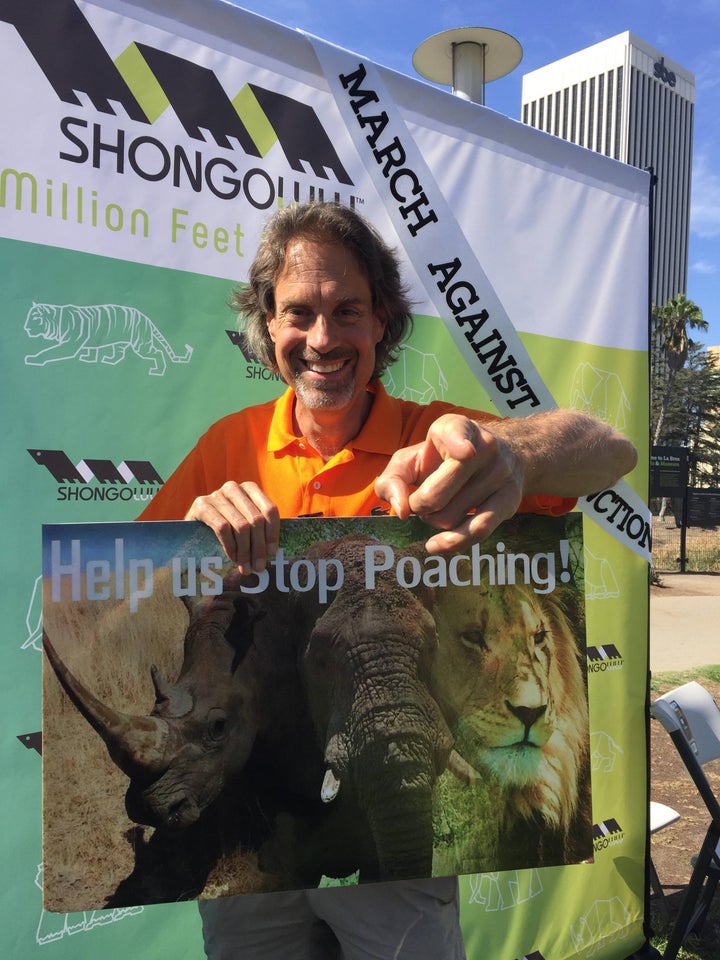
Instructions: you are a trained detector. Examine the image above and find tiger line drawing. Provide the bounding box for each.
[24,303,193,376]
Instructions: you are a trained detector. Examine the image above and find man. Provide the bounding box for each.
[139,201,637,960]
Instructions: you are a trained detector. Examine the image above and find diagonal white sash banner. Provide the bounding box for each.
[307,37,651,562]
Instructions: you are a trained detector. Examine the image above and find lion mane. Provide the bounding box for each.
[430,580,591,865]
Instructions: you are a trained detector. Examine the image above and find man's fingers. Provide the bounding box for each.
[376,414,524,549]
[408,443,516,529]
[222,482,279,573]
[187,496,255,569]
[224,482,280,568]
[406,456,474,519]
[423,496,516,554]
[374,442,429,518]
[185,482,279,573]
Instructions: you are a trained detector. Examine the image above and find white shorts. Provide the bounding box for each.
[198,878,466,960]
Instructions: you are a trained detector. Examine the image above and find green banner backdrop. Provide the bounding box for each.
[1,1,650,958]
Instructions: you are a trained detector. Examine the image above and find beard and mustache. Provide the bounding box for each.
[288,348,362,411]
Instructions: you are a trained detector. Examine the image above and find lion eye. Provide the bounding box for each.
[534,629,549,646]
[460,628,487,650]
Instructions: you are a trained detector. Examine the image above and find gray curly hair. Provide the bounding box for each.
[233,202,413,378]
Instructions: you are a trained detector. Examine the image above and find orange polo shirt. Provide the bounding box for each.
[138,381,575,522]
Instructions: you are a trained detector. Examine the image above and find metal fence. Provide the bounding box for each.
[652,514,720,573]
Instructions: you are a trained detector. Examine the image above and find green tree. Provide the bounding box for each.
[652,294,708,445]
[655,343,720,485]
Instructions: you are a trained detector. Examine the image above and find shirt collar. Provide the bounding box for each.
[267,387,301,453]
[267,381,402,455]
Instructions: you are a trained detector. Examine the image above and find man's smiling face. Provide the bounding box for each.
[266,238,385,432]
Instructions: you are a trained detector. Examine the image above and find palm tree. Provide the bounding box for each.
[652,294,708,446]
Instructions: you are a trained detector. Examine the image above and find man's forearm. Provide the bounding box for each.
[483,410,638,498]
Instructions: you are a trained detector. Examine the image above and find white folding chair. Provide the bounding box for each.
[649,801,681,906]
[651,681,720,959]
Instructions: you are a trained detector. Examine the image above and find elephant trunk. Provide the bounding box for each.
[305,585,453,880]
[353,733,435,880]
[43,629,172,781]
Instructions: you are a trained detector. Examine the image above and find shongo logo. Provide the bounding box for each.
[225,330,284,383]
[587,644,624,672]
[17,732,42,757]
[2,0,354,202]
[592,818,624,852]
[28,448,163,503]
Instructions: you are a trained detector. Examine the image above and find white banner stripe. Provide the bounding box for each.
[307,38,651,562]
[308,42,554,416]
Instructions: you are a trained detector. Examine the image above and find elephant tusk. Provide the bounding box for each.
[447,749,483,785]
[321,768,341,803]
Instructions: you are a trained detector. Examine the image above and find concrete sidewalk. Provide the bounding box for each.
[650,573,720,673]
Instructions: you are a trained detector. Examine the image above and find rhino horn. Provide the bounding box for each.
[43,629,171,779]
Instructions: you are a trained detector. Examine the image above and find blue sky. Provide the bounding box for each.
[231,0,720,346]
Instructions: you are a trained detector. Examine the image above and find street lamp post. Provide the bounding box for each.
[413,26,523,106]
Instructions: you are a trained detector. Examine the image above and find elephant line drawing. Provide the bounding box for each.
[42,533,592,911]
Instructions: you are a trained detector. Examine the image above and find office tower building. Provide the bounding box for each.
[521,32,694,307]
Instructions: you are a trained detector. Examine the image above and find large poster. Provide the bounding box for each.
[1,1,650,958]
[42,516,589,911]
